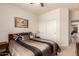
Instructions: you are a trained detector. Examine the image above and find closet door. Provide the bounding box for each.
[39,19,56,40]
[39,21,47,39]
[46,20,56,40]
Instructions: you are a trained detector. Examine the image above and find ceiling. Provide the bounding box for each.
[14,3,79,15]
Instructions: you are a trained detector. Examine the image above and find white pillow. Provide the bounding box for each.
[30,35,34,39]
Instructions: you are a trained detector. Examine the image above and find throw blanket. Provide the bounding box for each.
[30,38,61,53]
[16,40,43,56]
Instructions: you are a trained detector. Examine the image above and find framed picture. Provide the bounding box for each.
[15,17,28,28]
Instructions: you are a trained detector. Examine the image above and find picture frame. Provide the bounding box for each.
[15,17,28,28]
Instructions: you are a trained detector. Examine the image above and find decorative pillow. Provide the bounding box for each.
[15,34,22,40]
[23,35,30,40]
[30,35,34,39]
[13,34,18,40]
[21,36,25,40]
[12,33,30,40]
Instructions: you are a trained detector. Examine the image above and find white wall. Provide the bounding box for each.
[70,10,79,21]
[60,8,69,46]
[38,8,69,47]
[0,4,38,42]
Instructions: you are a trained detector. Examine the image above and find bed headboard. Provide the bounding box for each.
[8,32,31,41]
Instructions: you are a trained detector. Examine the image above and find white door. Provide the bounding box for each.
[39,19,56,40]
[46,20,56,40]
[39,21,47,39]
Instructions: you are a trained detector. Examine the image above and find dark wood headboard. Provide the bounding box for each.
[8,32,31,41]
[8,34,14,41]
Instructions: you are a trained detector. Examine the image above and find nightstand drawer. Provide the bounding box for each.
[0,42,9,53]
[0,44,8,49]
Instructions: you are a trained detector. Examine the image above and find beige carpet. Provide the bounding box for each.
[58,42,77,56]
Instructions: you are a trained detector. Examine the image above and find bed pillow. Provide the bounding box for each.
[13,34,18,40]
[15,35,23,41]
[13,33,30,40]
[30,35,34,39]
[22,35,30,40]
[13,34,24,41]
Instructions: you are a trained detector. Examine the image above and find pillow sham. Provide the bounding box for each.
[15,34,23,40]
[13,34,18,40]
[23,35,30,40]
[12,33,31,40]
[30,35,34,39]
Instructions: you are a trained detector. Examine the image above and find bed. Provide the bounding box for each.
[8,32,61,56]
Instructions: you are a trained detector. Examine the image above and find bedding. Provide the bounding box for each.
[9,40,50,56]
[30,38,61,53]
[8,32,61,56]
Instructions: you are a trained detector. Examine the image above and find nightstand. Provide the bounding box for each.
[0,42,9,56]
